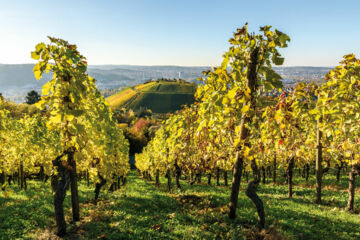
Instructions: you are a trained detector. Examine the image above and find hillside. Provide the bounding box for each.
[0,64,331,103]
[106,80,196,113]
[0,64,208,102]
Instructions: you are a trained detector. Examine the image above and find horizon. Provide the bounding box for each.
[0,62,335,68]
[1,0,360,67]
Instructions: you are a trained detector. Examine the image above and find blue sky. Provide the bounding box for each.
[0,0,359,66]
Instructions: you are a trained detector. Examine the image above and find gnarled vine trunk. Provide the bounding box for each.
[273,154,277,183]
[305,164,310,182]
[216,168,220,186]
[347,164,360,211]
[229,151,244,218]
[155,169,160,186]
[315,118,323,204]
[24,176,27,190]
[20,160,24,190]
[246,159,265,229]
[7,175,12,186]
[53,153,69,237]
[336,161,344,183]
[224,171,228,186]
[190,172,194,185]
[94,174,107,204]
[196,172,202,184]
[0,173,5,190]
[117,176,121,189]
[86,170,90,186]
[166,169,172,191]
[228,46,259,219]
[287,157,295,198]
[38,166,45,182]
[68,149,80,222]
[175,162,181,189]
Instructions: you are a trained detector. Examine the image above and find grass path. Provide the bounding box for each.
[70,171,234,240]
[1,170,360,239]
[81,171,360,240]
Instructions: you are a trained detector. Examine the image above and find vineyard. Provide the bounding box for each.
[1,24,360,239]
[106,80,196,113]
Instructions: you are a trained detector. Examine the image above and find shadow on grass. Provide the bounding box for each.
[80,172,187,239]
[148,171,360,240]
[267,204,360,240]
[0,182,56,239]
[0,180,95,240]
[1,169,359,240]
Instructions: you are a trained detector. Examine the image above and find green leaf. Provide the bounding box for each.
[75,123,85,134]
[70,109,84,117]
[272,54,284,65]
[278,32,290,47]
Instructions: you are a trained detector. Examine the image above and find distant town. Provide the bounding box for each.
[0,64,331,102]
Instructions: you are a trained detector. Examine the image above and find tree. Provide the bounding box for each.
[319,54,360,211]
[32,37,104,236]
[195,24,289,227]
[136,24,290,229]
[25,90,41,105]
[32,37,130,236]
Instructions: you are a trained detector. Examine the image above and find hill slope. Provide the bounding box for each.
[0,64,330,102]
[106,80,196,113]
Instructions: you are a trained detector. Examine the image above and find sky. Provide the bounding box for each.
[0,0,359,67]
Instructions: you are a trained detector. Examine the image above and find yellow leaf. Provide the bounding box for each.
[42,82,51,95]
[222,97,229,105]
[241,105,250,114]
[244,87,251,99]
[66,114,75,121]
[268,41,276,48]
[234,138,240,148]
[33,64,42,80]
[243,146,251,157]
[34,70,42,80]
[50,114,62,124]
[35,99,45,109]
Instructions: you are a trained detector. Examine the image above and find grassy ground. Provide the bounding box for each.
[106,81,196,113]
[134,81,157,91]
[106,87,138,109]
[140,82,196,93]
[0,170,359,240]
[128,92,194,113]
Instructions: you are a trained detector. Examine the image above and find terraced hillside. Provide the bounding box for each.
[106,80,196,113]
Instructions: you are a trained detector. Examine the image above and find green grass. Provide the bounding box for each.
[134,81,157,91]
[139,82,196,93]
[128,92,195,113]
[1,169,359,239]
[106,87,138,110]
[106,87,131,102]
[106,81,196,113]
[0,180,95,240]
